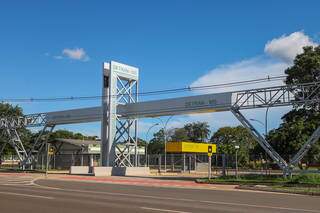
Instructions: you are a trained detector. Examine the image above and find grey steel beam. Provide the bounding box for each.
[17,81,319,126]
[1,81,320,172]
[230,107,289,173]
[289,126,320,168]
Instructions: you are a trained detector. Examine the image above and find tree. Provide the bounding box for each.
[170,128,189,142]
[210,126,257,167]
[267,109,320,167]
[137,138,147,147]
[184,122,210,142]
[0,103,32,155]
[285,46,320,85]
[285,46,320,111]
[147,129,165,154]
[48,129,98,141]
[268,45,320,167]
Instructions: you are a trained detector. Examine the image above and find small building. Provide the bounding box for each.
[47,138,145,169]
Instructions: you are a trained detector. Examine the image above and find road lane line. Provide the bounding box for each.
[141,207,191,213]
[0,191,54,199]
[201,200,320,213]
[31,181,320,213]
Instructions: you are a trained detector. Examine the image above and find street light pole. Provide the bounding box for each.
[156,115,174,172]
[145,123,159,167]
[265,106,271,136]
[265,106,270,175]
[250,106,271,175]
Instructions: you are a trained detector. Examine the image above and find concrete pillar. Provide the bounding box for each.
[90,154,94,167]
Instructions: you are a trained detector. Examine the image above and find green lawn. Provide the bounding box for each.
[197,173,320,186]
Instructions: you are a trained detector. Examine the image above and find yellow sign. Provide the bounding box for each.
[48,147,55,155]
[166,142,217,154]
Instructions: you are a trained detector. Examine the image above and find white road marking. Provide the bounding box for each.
[141,207,191,213]
[0,191,54,199]
[0,175,35,186]
[201,200,320,212]
[32,181,320,213]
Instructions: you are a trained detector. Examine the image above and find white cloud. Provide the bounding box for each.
[264,31,317,63]
[62,48,89,61]
[191,57,289,94]
[185,31,318,135]
[53,55,63,60]
[191,31,318,94]
[52,47,90,61]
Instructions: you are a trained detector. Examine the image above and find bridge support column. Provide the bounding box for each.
[101,61,139,167]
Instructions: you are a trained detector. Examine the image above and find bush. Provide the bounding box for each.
[289,174,320,185]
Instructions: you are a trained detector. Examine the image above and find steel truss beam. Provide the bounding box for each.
[24,125,55,169]
[233,82,320,109]
[0,115,54,168]
[0,118,29,167]
[231,107,320,176]
[1,127,29,168]
[0,81,319,171]
[231,107,288,171]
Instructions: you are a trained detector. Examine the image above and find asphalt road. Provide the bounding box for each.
[0,177,319,213]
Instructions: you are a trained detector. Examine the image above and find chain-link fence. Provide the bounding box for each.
[1,153,274,175]
[144,153,273,174]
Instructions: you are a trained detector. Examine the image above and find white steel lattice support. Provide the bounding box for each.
[101,61,139,167]
[230,107,290,175]
[4,128,29,168]
[0,130,7,157]
[23,125,55,169]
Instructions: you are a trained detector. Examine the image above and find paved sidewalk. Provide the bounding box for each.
[0,171,238,191]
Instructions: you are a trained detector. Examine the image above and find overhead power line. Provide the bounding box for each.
[0,75,286,103]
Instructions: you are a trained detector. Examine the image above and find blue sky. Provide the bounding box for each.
[0,0,319,138]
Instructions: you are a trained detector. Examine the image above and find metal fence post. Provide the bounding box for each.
[189,155,191,173]
[208,155,212,180]
[183,153,186,173]
[171,154,174,171]
[158,154,161,173]
[222,154,226,176]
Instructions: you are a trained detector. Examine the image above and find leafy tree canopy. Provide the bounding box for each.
[0,103,32,154]
[210,126,257,167]
[268,45,320,166]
